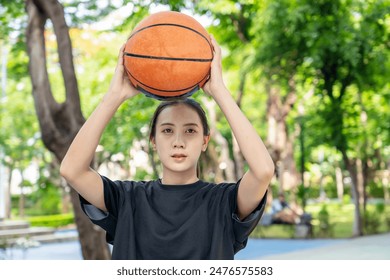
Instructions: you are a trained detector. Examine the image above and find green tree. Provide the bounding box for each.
[253,0,389,236]
[1,0,184,259]
[0,58,44,218]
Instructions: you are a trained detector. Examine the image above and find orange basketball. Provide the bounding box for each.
[124,11,213,100]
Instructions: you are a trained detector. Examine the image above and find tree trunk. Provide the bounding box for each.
[266,81,299,192]
[201,97,235,182]
[383,168,390,203]
[61,181,71,214]
[231,72,246,180]
[203,141,226,182]
[342,153,363,236]
[335,166,344,201]
[26,0,110,259]
[6,166,13,219]
[19,171,25,218]
[358,95,371,211]
[323,78,363,236]
[356,158,365,210]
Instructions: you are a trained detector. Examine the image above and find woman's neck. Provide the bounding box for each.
[160,169,198,185]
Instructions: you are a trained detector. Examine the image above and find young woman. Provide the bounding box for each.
[60,36,275,260]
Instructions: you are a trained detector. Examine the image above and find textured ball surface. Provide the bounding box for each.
[124,11,213,100]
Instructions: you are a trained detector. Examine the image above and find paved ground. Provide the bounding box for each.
[259,233,390,260]
[236,238,344,259]
[2,232,389,260]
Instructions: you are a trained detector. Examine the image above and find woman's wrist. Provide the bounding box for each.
[101,91,127,109]
[209,84,230,103]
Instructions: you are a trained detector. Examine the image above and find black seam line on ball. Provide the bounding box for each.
[129,23,209,45]
[126,23,214,60]
[125,67,200,93]
[125,52,212,62]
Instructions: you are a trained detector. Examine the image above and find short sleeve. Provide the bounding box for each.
[100,175,127,218]
[229,182,268,253]
[79,175,130,244]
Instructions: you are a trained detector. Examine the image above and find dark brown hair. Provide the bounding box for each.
[149,98,210,141]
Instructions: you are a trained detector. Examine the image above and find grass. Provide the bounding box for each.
[6,213,75,229]
[27,213,75,228]
[251,202,390,239]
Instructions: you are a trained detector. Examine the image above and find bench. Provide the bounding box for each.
[258,213,313,239]
[0,220,30,231]
[0,227,55,239]
[0,227,55,248]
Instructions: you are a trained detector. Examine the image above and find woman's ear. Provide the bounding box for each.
[202,135,210,152]
[150,137,157,150]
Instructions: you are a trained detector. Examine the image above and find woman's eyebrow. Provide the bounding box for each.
[159,123,199,127]
[183,123,199,127]
[160,122,175,126]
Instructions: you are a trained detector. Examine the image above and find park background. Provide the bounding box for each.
[0,0,389,259]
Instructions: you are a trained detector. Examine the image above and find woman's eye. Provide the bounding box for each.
[186,128,196,134]
[162,128,173,133]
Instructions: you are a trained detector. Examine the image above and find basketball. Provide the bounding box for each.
[124,11,213,100]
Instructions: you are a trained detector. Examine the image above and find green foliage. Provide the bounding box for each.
[251,0,389,202]
[10,169,63,216]
[252,223,298,239]
[306,186,320,200]
[10,195,18,210]
[296,184,307,211]
[362,203,387,235]
[27,213,74,228]
[316,205,334,238]
[58,1,148,29]
[253,0,308,82]
[343,194,352,205]
[156,0,187,11]
[385,215,390,232]
[28,182,62,216]
[0,57,45,187]
[133,169,150,181]
[324,182,338,199]
[363,209,381,235]
[101,95,157,156]
[367,181,385,198]
[0,0,25,41]
[254,201,390,239]
[6,40,29,79]
[375,202,385,215]
[195,0,261,49]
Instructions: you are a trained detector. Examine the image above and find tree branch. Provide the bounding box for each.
[26,0,62,151]
[281,76,297,118]
[35,0,84,124]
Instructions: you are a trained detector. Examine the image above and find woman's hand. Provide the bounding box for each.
[202,35,227,97]
[107,43,139,101]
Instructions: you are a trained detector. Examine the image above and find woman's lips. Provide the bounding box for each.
[171,154,187,160]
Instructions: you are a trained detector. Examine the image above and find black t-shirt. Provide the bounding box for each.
[80,175,267,260]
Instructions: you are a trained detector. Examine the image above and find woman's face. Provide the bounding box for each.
[152,104,209,178]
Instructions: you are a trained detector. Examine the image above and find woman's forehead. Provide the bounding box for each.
[156,104,201,125]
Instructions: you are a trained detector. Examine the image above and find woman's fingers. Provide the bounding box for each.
[209,35,221,59]
[117,43,126,67]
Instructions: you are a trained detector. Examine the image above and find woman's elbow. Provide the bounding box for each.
[60,159,74,181]
[254,163,275,182]
[266,163,275,179]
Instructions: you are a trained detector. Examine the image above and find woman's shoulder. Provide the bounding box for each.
[201,180,239,193]
[101,175,157,190]
[208,179,240,187]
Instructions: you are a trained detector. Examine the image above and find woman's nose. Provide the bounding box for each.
[173,134,185,148]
